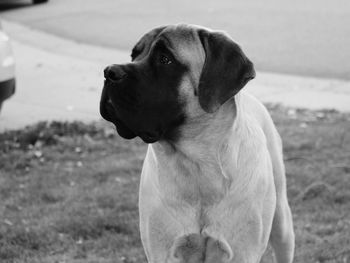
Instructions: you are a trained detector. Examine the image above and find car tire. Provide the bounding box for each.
[33,0,48,4]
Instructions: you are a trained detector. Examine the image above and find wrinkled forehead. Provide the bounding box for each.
[132,24,206,71]
[160,24,205,68]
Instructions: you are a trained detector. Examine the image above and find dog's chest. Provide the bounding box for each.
[159,156,229,208]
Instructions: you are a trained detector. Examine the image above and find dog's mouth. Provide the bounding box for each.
[100,87,162,143]
[100,86,137,140]
[138,131,161,144]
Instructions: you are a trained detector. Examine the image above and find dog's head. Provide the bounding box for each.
[100,24,255,143]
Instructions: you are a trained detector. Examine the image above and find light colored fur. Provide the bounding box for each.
[138,25,294,263]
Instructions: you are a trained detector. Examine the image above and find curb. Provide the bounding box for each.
[2,19,130,65]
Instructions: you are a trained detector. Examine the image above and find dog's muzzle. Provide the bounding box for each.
[100,94,161,143]
[100,82,137,140]
[100,66,162,143]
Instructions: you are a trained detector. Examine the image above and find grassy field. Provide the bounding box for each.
[0,105,349,263]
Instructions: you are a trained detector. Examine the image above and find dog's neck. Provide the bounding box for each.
[153,95,242,163]
[149,95,248,201]
[149,94,259,202]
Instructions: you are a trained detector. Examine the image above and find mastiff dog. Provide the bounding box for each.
[100,24,295,263]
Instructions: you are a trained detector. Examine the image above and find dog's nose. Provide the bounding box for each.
[104,65,127,82]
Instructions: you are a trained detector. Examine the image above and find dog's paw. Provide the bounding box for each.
[168,234,205,263]
[204,236,233,263]
[167,234,233,263]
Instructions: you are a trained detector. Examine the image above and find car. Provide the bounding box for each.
[0,20,15,113]
[32,0,48,3]
[0,0,48,4]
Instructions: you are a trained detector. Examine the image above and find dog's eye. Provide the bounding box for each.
[159,55,172,65]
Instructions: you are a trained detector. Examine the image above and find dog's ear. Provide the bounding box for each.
[131,26,167,61]
[197,29,256,113]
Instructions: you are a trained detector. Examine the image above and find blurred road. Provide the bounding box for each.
[1,0,350,79]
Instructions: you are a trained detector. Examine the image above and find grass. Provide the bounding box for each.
[0,105,350,263]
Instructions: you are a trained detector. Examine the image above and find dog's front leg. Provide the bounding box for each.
[139,204,200,263]
[139,150,200,263]
[269,197,295,263]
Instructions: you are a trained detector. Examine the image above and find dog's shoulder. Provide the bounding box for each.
[239,92,288,195]
[239,92,273,127]
[239,91,282,147]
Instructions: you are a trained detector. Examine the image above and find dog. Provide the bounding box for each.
[100,24,295,263]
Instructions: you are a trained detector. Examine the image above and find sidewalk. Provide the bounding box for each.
[0,20,129,132]
[1,20,349,132]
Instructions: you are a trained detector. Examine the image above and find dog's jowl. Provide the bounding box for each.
[100,24,295,263]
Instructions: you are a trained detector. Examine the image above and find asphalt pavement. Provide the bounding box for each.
[0,19,349,132]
